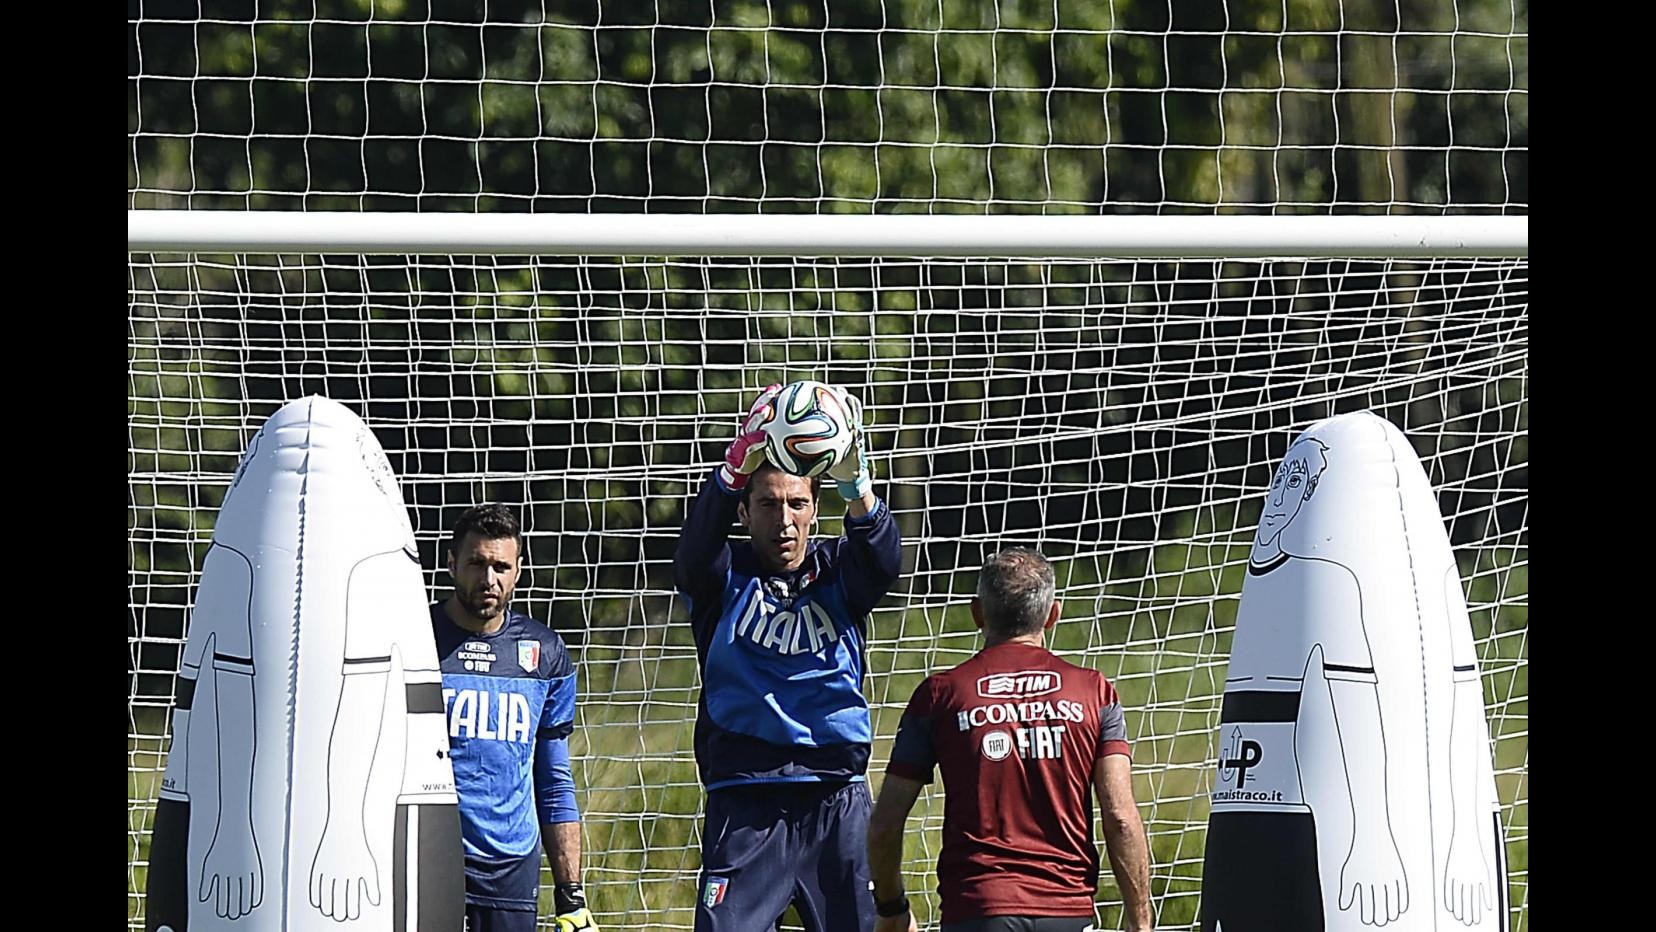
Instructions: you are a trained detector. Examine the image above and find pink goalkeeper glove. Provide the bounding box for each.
[718,384,782,490]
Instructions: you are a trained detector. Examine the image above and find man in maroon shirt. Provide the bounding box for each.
[867,548,1154,932]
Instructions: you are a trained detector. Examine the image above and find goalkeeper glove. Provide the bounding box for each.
[826,387,873,501]
[554,883,599,931]
[718,384,782,491]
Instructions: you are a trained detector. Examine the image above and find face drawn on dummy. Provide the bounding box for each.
[1252,437,1329,567]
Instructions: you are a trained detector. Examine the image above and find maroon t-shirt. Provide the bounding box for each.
[886,641,1131,921]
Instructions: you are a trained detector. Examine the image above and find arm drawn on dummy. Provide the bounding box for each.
[308,549,415,921]
[1440,565,1497,926]
[193,543,265,921]
[1301,561,1409,927]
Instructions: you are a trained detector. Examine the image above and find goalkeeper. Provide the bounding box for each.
[431,504,598,932]
[673,383,904,931]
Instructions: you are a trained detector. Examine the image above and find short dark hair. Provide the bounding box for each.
[450,503,523,557]
[976,547,1056,637]
[740,462,821,506]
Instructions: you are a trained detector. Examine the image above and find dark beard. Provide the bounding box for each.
[458,588,506,620]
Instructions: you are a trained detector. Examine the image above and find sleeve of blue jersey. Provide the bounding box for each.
[836,497,904,618]
[530,629,580,823]
[538,647,577,740]
[673,468,740,606]
[534,735,580,824]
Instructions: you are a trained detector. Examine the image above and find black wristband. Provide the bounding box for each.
[554,882,586,914]
[875,894,909,918]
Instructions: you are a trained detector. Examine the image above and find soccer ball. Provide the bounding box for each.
[761,380,856,478]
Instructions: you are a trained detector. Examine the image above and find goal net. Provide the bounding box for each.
[128,3,1527,930]
[128,250,1527,929]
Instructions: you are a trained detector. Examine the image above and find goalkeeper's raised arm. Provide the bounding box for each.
[672,383,781,605]
[673,382,903,932]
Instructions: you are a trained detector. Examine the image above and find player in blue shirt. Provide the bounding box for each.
[674,384,904,931]
[433,504,597,932]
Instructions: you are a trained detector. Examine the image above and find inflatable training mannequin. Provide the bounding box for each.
[1201,411,1506,931]
[147,396,463,932]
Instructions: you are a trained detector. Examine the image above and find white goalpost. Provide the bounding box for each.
[128,2,1528,929]
[128,212,1527,258]
[128,227,1527,930]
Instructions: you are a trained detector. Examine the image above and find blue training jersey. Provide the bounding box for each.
[673,468,904,790]
[432,603,579,910]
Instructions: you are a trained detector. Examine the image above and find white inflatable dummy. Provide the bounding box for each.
[1201,412,1506,931]
[147,396,462,932]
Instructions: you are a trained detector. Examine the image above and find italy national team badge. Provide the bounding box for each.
[703,876,729,909]
[517,640,540,673]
